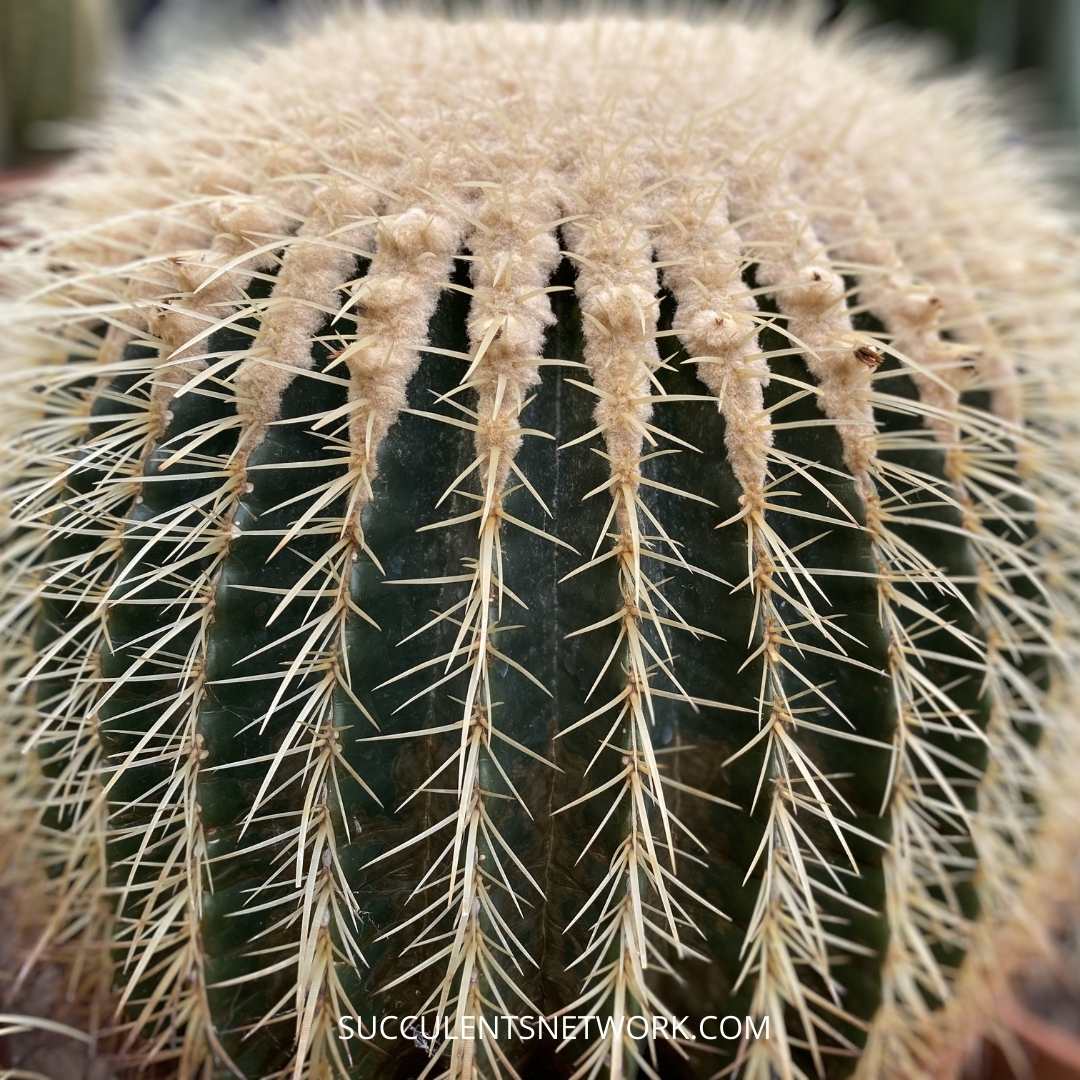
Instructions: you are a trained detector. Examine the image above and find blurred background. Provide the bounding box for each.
[1,0,1079,176]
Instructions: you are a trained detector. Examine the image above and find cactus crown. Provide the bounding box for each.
[2,7,1079,1080]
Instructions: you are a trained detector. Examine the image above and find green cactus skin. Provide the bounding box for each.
[2,9,1079,1080]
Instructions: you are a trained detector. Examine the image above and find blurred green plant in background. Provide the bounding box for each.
[976,0,1080,133]
[852,0,981,56]
[856,0,1080,133]
[0,0,114,168]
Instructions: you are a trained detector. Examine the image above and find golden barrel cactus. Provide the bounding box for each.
[1,7,1079,1079]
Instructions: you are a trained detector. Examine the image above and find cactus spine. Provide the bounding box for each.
[2,8,1079,1080]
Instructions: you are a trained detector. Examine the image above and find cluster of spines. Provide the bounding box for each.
[1,99,324,1071]
[882,152,1076,1068]
[717,168,882,1079]
[356,157,561,1076]
[736,147,989,1078]
[836,137,1064,1074]
[199,136,437,1079]
[797,149,992,1075]
[1,324,141,1054]
[553,144,733,1080]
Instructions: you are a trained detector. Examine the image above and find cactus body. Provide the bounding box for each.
[2,9,1079,1080]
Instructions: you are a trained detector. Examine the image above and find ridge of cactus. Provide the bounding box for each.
[2,6,1079,1080]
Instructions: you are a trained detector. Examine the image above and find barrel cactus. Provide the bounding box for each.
[2,7,1079,1080]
